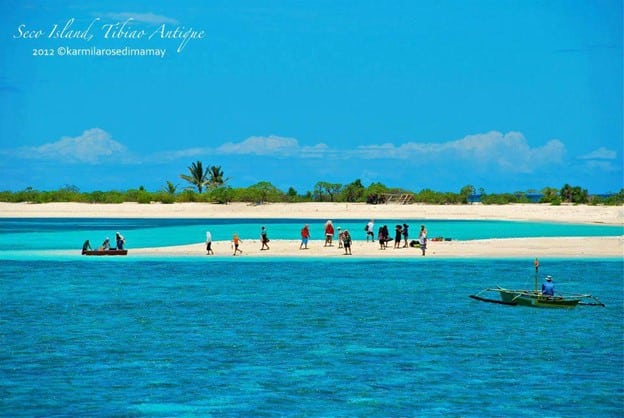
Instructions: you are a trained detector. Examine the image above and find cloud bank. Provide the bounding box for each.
[17,128,126,164]
[7,129,571,175]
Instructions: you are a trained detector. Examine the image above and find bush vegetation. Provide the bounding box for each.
[1,161,621,206]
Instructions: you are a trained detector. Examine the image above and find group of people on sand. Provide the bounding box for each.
[372,222,427,255]
[303,221,352,255]
[206,226,270,256]
[204,221,428,257]
[81,232,125,254]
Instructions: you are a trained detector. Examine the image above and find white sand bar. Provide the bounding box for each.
[1,202,622,258]
[0,202,622,224]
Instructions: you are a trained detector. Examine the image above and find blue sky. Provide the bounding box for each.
[1,0,622,194]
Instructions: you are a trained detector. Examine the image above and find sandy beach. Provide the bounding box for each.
[1,202,622,258]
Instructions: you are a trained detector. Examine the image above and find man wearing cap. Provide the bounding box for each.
[541,275,555,296]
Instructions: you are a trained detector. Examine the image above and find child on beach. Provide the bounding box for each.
[232,233,243,255]
[337,227,343,248]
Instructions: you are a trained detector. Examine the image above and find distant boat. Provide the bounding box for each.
[82,249,128,256]
[470,272,604,308]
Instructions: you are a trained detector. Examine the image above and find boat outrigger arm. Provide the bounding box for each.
[469,286,605,308]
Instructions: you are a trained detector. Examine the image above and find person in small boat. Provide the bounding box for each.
[542,275,555,296]
[115,232,125,250]
[81,240,92,254]
[100,237,111,251]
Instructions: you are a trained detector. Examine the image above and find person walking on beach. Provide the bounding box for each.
[394,224,403,249]
[232,233,243,256]
[260,226,270,250]
[300,224,310,250]
[402,223,409,248]
[324,220,335,247]
[418,224,427,256]
[366,219,375,242]
[206,230,214,255]
[342,229,352,255]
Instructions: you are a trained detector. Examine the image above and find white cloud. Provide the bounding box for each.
[217,135,300,156]
[578,147,617,160]
[353,131,565,173]
[19,128,126,164]
[101,12,179,25]
[168,131,566,175]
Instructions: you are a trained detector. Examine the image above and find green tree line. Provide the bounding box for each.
[1,160,622,205]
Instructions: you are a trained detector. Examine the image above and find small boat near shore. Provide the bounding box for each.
[469,286,604,308]
[470,265,604,308]
[82,249,128,256]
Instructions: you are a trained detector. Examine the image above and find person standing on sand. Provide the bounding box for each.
[206,231,214,255]
[324,220,334,247]
[394,224,403,249]
[366,219,375,242]
[337,226,343,248]
[300,224,310,249]
[402,223,409,248]
[342,230,352,255]
[260,226,270,250]
[418,224,427,256]
[378,226,386,250]
[232,233,243,256]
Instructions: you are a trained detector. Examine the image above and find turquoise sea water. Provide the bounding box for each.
[1,219,623,416]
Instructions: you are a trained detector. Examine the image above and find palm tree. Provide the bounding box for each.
[162,181,178,195]
[207,165,230,189]
[180,161,209,193]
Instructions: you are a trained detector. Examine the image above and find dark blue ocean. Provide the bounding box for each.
[1,219,622,417]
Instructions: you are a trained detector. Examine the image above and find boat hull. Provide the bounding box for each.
[83,250,128,256]
[498,290,580,308]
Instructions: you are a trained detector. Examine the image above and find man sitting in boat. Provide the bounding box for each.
[81,240,92,254]
[541,275,555,296]
[99,237,111,251]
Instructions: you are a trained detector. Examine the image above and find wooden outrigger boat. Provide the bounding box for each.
[82,249,128,256]
[470,267,604,308]
[469,286,604,308]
